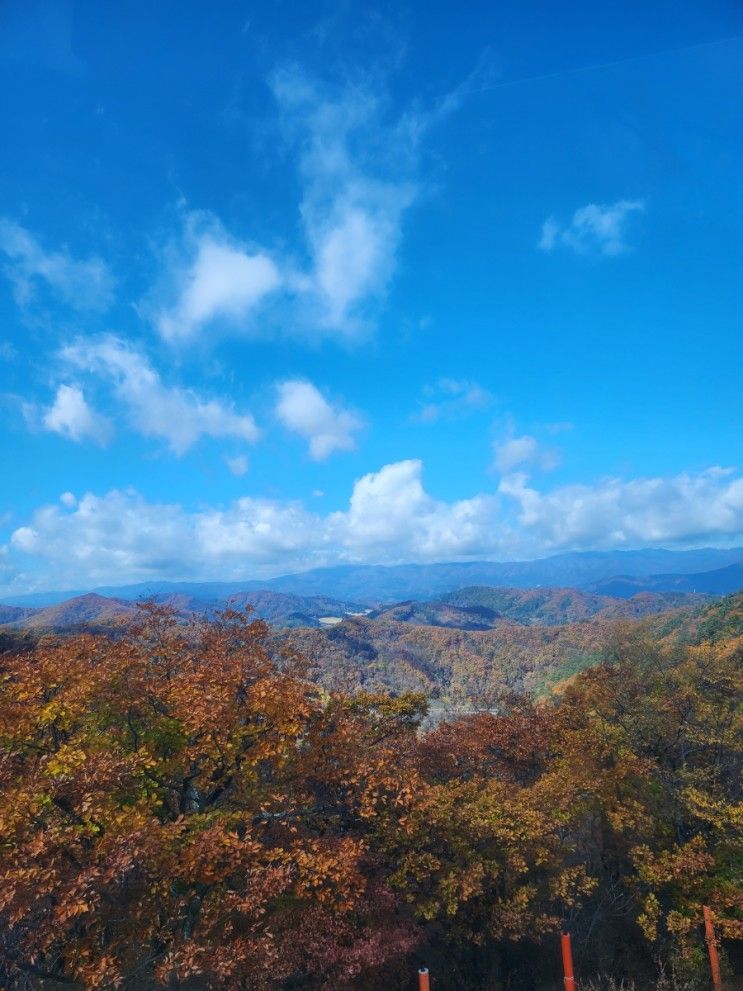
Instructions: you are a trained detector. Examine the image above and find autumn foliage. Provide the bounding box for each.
[0,606,740,989]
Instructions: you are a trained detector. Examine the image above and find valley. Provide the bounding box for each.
[3,553,741,716]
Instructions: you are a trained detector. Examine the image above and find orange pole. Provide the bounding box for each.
[561,932,576,991]
[418,966,430,991]
[703,905,723,991]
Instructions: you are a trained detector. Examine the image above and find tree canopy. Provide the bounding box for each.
[0,606,740,989]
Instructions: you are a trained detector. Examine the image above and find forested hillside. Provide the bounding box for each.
[438,585,704,623]
[284,592,743,706]
[0,590,361,633]
[0,605,740,989]
[286,613,618,702]
[4,587,738,713]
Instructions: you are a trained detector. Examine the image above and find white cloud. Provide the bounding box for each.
[6,462,743,592]
[155,214,281,343]
[499,468,743,550]
[539,200,645,256]
[271,66,418,334]
[311,201,406,329]
[8,488,322,579]
[335,459,497,559]
[413,378,492,424]
[227,454,249,477]
[6,461,499,584]
[275,379,362,460]
[60,336,260,455]
[537,218,560,252]
[42,384,112,445]
[492,433,560,474]
[493,435,540,473]
[147,65,470,347]
[0,218,114,312]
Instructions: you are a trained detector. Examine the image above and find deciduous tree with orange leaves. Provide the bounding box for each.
[0,606,421,989]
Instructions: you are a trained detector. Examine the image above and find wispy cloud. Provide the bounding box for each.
[412,378,492,424]
[545,421,574,435]
[539,199,645,256]
[492,433,561,475]
[491,417,561,475]
[153,212,281,344]
[0,218,114,312]
[41,384,112,445]
[59,336,260,455]
[275,379,363,460]
[226,454,249,477]
[151,63,464,347]
[0,341,19,363]
[270,64,419,335]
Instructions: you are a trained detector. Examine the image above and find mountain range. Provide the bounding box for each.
[3,566,741,718]
[0,590,362,633]
[3,547,743,607]
[1,585,705,635]
[285,591,743,704]
[588,562,743,597]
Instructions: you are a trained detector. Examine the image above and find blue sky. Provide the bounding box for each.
[1,0,743,594]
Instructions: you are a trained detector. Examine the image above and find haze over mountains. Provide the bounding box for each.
[4,544,740,729]
[2,547,742,639]
[589,562,743,597]
[3,547,743,608]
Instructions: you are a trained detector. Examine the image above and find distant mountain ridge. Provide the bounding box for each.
[0,590,362,633]
[3,546,742,607]
[588,563,743,597]
[0,585,713,637]
[19,593,137,630]
[438,586,706,625]
[367,588,708,630]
